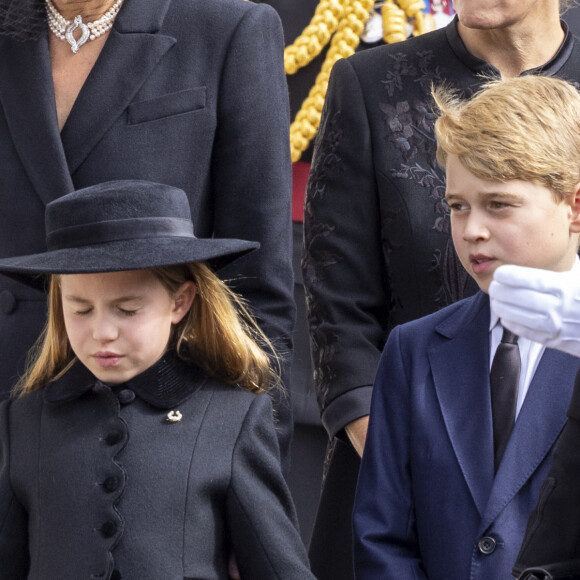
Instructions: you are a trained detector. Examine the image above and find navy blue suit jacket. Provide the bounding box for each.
[353,292,580,579]
[0,0,295,465]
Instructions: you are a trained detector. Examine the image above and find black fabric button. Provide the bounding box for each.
[105,431,123,446]
[100,521,117,538]
[118,389,135,405]
[478,536,497,555]
[0,290,17,315]
[110,570,122,580]
[102,476,120,493]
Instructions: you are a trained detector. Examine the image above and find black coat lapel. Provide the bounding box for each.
[0,35,74,205]
[61,0,176,174]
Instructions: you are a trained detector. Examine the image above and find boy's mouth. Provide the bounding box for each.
[469,254,496,274]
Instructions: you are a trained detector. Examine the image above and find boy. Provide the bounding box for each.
[353,75,580,580]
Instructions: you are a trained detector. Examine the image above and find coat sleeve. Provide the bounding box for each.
[211,3,295,470]
[227,394,316,580]
[0,399,29,577]
[302,56,389,438]
[353,328,428,579]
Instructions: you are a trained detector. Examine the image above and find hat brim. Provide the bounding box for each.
[0,237,259,283]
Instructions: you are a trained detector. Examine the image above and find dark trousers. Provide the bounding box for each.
[308,438,361,580]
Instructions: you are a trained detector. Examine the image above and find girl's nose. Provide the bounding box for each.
[92,314,119,342]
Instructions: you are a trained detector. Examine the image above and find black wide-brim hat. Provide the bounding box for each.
[0,180,259,278]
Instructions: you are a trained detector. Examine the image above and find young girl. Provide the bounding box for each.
[0,180,315,580]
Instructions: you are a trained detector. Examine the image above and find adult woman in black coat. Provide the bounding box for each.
[0,0,295,470]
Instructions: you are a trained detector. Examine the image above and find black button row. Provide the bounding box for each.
[105,431,123,446]
[102,476,120,493]
[117,389,135,405]
[100,520,117,539]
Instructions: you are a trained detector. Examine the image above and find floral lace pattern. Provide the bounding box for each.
[303,107,344,406]
[379,49,474,307]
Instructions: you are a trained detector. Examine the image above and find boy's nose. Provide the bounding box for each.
[462,213,490,242]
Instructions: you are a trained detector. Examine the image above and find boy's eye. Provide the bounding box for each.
[489,201,511,210]
[448,202,468,211]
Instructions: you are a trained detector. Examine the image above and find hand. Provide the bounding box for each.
[489,264,580,357]
[345,415,369,457]
[228,553,241,580]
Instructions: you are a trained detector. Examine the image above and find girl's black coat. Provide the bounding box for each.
[0,356,314,579]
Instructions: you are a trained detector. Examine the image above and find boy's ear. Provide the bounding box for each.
[569,181,580,234]
[171,281,196,324]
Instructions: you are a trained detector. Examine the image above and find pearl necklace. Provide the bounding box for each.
[45,0,124,53]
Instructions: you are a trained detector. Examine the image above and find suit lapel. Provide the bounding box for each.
[61,0,176,174]
[0,35,73,205]
[480,348,578,531]
[429,292,494,517]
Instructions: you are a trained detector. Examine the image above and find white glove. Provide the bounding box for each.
[489,264,580,358]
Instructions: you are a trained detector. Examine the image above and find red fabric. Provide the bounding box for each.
[292,161,311,223]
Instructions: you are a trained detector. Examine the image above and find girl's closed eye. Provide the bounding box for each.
[117,306,140,317]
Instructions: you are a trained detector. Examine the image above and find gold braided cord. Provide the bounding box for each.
[290,0,374,162]
[381,0,406,43]
[284,0,346,75]
[396,0,427,35]
[288,0,428,161]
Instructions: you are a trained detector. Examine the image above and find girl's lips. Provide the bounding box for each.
[92,353,124,367]
[470,255,496,275]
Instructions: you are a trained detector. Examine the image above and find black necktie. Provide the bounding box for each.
[490,327,521,472]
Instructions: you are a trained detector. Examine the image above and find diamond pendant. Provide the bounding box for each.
[65,15,90,54]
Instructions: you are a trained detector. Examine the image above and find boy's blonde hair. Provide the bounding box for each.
[15,263,280,396]
[433,75,580,201]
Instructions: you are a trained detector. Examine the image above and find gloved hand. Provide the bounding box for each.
[489,264,580,358]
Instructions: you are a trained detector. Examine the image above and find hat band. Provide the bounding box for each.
[47,217,195,250]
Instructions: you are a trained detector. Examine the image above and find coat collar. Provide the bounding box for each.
[44,351,208,409]
[114,0,173,33]
[445,16,575,77]
[0,0,176,206]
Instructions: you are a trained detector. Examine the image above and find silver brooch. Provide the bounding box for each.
[166,410,182,423]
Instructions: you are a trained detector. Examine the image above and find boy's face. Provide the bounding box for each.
[445,154,579,293]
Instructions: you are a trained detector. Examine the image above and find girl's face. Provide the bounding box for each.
[60,269,195,384]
